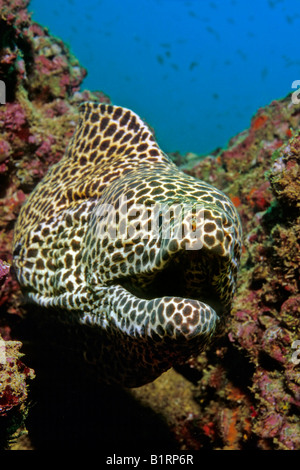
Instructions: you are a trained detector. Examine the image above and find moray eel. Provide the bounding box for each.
[13,103,242,387]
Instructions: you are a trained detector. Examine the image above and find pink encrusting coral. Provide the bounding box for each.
[0,0,299,451]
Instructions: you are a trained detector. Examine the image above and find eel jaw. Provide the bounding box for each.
[105,283,219,342]
[81,236,228,386]
[80,246,222,386]
[94,245,222,345]
[92,281,220,387]
[80,279,219,387]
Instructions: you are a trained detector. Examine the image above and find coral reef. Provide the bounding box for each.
[172,98,300,450]
[0,331,35,448]
[0,256,34,448]
[0,0,299,451]
[0,0,110,447]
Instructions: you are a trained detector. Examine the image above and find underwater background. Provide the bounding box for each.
[0,0,299,451]
[30,0,300,155]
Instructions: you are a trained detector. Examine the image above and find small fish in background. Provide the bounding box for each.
[281,54,293,67]
[156,55,164,65]
[212,93,219,100]
[164,51,171,58]
[160,43,171,49]
[236,49,247,61]
[281,55,300,68]
[286,14,300,24]
[261,67,269,81]
[171,63,179,71]
[189,61,198,71]
[268,0,282,8]
[206,26,220,41]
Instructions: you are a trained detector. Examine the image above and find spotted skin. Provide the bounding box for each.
[13,103,242,387]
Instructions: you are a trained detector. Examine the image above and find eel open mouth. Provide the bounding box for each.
[120,248,222,311]
[106,246,223,343]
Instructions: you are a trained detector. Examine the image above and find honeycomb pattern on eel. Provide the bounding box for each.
[13,103,242,387]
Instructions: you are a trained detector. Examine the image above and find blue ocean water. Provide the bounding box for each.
[29,0,300,155]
